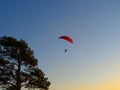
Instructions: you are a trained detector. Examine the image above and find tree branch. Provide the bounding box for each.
[7,81,16,86]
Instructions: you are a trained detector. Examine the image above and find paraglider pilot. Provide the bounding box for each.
[65,49,67,52]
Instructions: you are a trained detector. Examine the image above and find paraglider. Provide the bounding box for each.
[59,36,73,52]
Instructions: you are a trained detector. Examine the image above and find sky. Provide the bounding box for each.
[1,0,120,90]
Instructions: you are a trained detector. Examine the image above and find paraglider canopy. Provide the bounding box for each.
[58,36,73,43]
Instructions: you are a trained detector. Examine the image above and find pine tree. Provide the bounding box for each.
[0,36,50,90]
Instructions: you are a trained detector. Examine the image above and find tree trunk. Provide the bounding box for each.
[17,61,21,90]
[17,50,21,90]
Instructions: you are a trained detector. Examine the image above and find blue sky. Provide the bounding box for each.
[1,0,120,90]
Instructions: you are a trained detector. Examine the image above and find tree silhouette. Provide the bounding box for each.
[0,36,50,90]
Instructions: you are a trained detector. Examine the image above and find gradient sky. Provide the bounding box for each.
[1,0,120,90]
